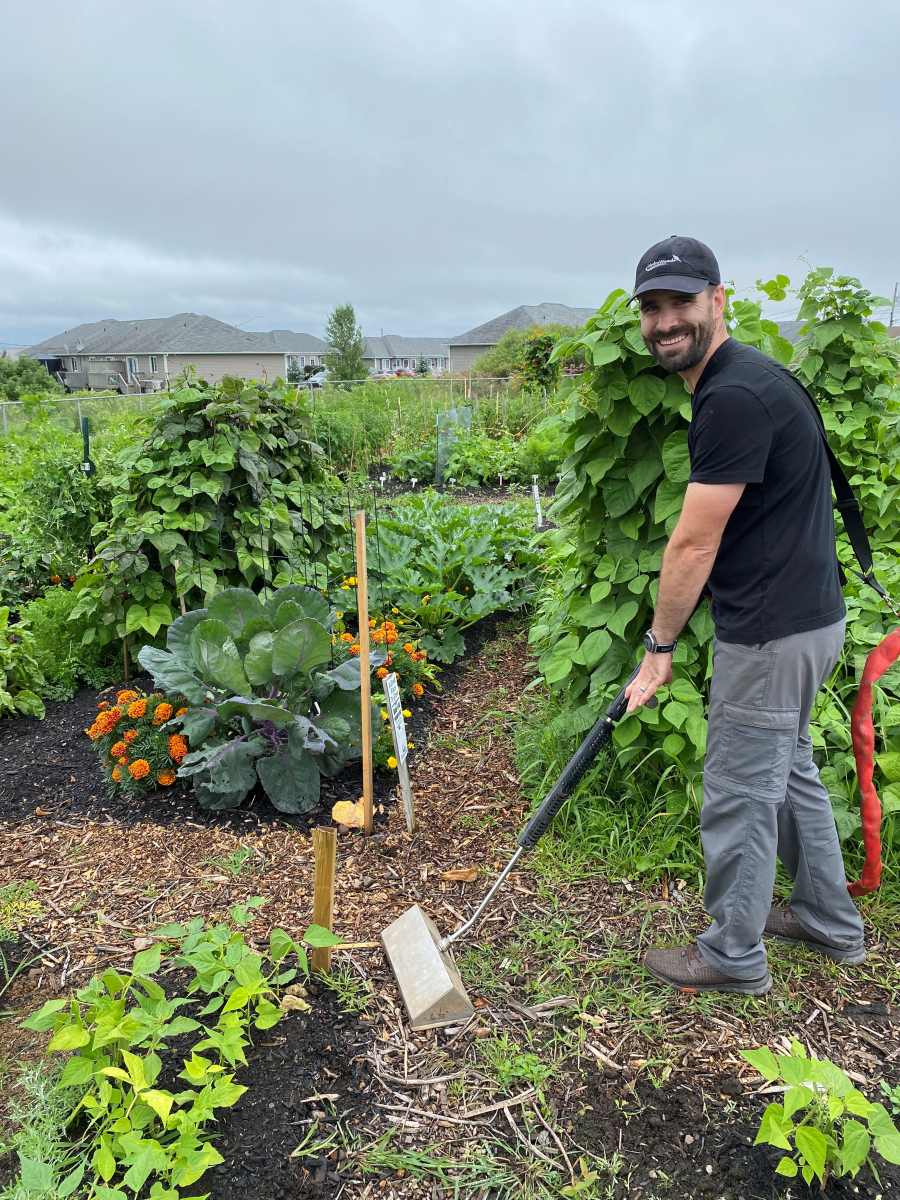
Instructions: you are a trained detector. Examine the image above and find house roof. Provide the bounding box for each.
[257,329,327,353]
[448,303,596,346]
[363,335,449,359]
[26,314,308,357]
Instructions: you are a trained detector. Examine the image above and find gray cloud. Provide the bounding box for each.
[2,0,898,346]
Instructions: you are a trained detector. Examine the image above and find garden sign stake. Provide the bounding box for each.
[382,665,655,1029]
[312,826,337,974]
[354,510,374,836]
[384,670,415,833]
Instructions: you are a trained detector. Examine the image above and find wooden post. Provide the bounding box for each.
[123,638,129,682]
[354,510,374,835]
[311,826,337,973]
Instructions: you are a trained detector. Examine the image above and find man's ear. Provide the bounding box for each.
[711,283,727,321]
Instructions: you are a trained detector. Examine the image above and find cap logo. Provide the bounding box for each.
[645,255,682,272]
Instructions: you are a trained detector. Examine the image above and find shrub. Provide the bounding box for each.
[0,606,44,719]
[87,688,194,798]
[471,328,526,379]
[138,585,383,812]
[20,584,119,699]
[0,358,63,402]
[534,269,900,825]
[70,372,329,655]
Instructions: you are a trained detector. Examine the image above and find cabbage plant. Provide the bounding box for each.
[138,585,382,812]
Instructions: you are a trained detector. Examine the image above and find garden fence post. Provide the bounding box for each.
[311,826,337,973]
[1,404,6,437]
[354,510,374,835]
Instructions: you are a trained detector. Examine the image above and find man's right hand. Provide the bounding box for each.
[624,652,673,713]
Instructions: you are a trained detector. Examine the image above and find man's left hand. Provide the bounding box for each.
[625,653,673,713]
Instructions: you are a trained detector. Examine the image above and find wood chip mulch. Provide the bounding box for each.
[0,618,898,1199]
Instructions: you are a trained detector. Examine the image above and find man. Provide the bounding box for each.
[624,235,866,996]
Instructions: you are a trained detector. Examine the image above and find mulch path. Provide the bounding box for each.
[0,616,898,1199]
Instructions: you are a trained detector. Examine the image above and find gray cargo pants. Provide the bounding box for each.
[696,618,865,979]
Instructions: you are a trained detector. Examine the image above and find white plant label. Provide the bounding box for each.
[384,671,408,764]
[532,478,543,528]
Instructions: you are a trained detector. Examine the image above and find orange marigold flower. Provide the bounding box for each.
[385,632,398,644]
[50,574,61,584]
[117,690,138,705]
[385,654,393,665]
[383,621,396,632]
[371,629,385,644]
[375,667,388,679]
[414,651,427,662]
[68,574,76,582]
[168,734,188,761]
[350,644,360,655]
[340,632,354,643]
[153,702,174,725]
[129,759,150,780]
[157,770,177,786]
[369,618,376,628]
[97,701,110,711]
[111,767,122,782]
[117,756,129,766]
[402,642,416,654]
[412,683,424,697]
[123,729,139,743]
[110,741,128,758]
[127,699,147,719]
[175,707,188,718]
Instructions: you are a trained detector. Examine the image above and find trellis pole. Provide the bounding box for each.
[354,510,374,835]
[311,827,337,973]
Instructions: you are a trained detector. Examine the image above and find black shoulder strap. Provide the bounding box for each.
[788,375,886,601]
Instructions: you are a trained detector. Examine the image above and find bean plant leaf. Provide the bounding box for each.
[303,924,343,948]
[774,1156,798,1177]
[740,1046,780,1083]
[794,1127,827,1182]
[754,1102,793,1151]
[840,1120,870,1175]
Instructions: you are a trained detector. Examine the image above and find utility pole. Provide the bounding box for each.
[890,283,899,334]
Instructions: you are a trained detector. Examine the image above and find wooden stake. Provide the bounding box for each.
[354,510,374,836]
[311,826,337,974]
[123,638,129,682]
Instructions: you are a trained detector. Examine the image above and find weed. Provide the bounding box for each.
[0,881,42,942]
[203,846,263,876]
[358,1134,517,1198]
[325,963,374,1014]
[477,1031,556,1094]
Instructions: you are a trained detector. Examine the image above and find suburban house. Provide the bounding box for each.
[447,302,597,373]
[24,314,327,392]
[362,335,449,375]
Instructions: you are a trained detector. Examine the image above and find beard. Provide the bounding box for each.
[644,305,716,372]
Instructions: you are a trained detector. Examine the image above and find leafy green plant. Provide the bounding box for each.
[0,358,64,402]
[70,372,329,654]
[12,904,332,1199]
[446,428,519,485]
[337,493,538,663]
[519,324,579,393]
[389,442,436,482]
[535,268,900,824]
[138,584,383,811]
[0,606,45,718]
[0,880,43,942]
[21,584,120,699]
[478,1032,555,1096]
[742,1039,900,1186]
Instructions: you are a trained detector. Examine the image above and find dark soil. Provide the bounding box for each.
[576,1069,900,1199]
[0,612,509,834]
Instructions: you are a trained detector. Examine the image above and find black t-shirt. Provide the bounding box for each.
[688,338,845,644]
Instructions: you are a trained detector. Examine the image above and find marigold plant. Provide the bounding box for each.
[89,690,195,800]
[330,619,441,700]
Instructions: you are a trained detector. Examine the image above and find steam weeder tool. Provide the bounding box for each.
[381,664,656,1029]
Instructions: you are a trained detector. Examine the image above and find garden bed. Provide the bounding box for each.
[0,619,897,1199]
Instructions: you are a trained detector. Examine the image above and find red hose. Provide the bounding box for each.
[847,627,900,896]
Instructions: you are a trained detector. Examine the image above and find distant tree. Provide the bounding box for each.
[286,359,303,384]
[415,355,431,376]
[0,357,64,402]
[520,324,581,391]
[323,303,368,382]
[470,328,526,379]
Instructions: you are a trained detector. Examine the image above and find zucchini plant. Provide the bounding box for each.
[138,584,383,812]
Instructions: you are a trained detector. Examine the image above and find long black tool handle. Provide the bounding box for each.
[517,663,653,850]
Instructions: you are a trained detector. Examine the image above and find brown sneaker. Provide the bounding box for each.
[643,943,772,996]
[764,905,866,965]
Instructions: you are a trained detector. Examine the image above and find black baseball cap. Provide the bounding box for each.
[632,235,721,300]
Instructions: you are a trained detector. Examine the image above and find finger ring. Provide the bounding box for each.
[639,685,647,692]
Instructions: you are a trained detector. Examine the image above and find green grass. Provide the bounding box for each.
[202,846,264,876]
[325,963,374,1014]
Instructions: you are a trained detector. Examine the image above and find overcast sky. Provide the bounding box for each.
[2,0,899,346]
